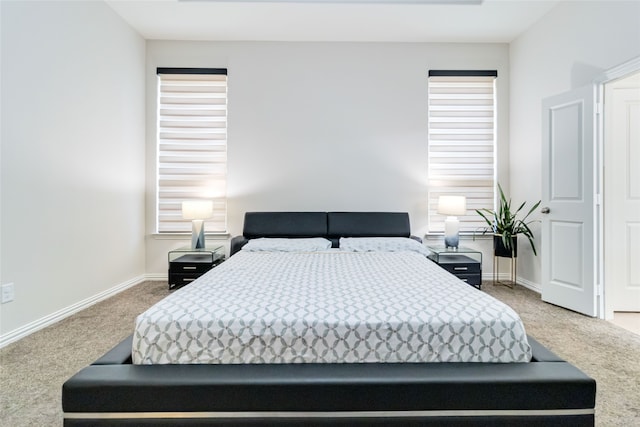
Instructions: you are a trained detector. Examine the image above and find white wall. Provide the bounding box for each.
[12,1,625,340]
[509,1,640,286]
[0,1,146,341]
[145,41,510,274]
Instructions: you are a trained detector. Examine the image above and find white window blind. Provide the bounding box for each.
[156,68,227,233]
[427,70,496,234]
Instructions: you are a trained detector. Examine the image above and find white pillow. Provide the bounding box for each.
[339,237,429,255]
[242,237,332,252]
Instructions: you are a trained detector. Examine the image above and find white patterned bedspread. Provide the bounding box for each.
[132,251,532,364]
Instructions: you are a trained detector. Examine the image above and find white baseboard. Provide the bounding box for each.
[145,273,168,281]
[0,275,146,349]
[482,273,541,294]
[515,276,541,294]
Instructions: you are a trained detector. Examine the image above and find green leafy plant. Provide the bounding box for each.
[475,184,541,256]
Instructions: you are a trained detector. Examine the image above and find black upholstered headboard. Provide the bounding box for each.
[242,212,327,239]
[327,212,410,238]
[230,211,413,255]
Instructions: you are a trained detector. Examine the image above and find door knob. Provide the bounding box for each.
[541,207,550,214]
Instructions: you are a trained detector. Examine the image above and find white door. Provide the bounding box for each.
[605,82,640,313]
[541,85,596,317]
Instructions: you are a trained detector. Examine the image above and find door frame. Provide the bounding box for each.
[593,55,640,320]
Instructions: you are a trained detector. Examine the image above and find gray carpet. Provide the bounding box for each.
[1,280,639,426]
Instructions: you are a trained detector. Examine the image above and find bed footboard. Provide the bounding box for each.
[62,336,595,427]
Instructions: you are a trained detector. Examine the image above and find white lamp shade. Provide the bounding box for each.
[182,200,213,220]
[437,195,467,216]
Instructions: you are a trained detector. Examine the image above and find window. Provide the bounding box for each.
[427,70,497,234]
[156,68,228,234]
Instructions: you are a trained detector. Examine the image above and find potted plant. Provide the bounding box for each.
[475,184,541,258]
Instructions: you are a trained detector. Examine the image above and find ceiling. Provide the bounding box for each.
[104,0,560,43]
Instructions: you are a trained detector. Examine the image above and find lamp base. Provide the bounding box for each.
[444,216,460,249]
[191,219,205,249]
[444,235,460,249]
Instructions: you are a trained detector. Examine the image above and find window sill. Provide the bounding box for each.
[423,233,492,241]
[150,233,231,241]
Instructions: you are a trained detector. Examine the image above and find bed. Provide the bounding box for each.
[62,211,596,426]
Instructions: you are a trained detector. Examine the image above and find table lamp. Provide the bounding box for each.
[182,200,213,249]
[437,195,466,249]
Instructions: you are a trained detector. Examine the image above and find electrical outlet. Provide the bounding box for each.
[1,283,15,303]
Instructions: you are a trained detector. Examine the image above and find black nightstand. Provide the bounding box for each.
[427,246,483,289]
[168,245,225,290]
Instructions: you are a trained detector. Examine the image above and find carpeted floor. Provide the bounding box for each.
[1,280,639,426]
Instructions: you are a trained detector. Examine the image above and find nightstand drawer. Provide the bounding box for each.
[455,273,482,288]
[169,264,212,274]
[439,263,481,274]
[169,254,221,273]
[437,255,481,274]
[170,273,203,287]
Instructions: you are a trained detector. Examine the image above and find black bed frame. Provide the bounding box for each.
[62,212,596,426]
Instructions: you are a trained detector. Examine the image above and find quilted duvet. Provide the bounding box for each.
[133,250,531,364]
